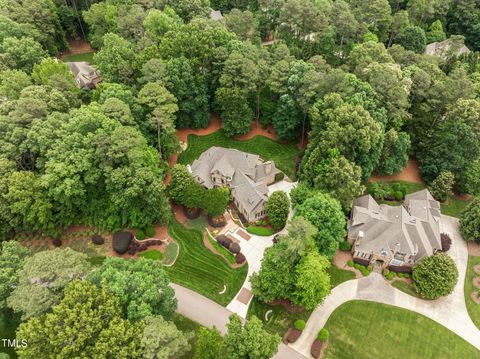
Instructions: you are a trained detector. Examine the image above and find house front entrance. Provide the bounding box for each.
[373,260,384,273]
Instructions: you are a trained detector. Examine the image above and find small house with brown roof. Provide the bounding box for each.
[347,189,442,271]
[189,147,277,222]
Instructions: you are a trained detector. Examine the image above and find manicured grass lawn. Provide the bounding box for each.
[247,297,311,337]
[162,242,179,265]
[0,309,21,358]
[367,180,470,218]
[166,221,248,306]
[465,255,480,329]
[177,131,300,180]
[139,249,163,261]
[60,52,95,63]
[392,280,423,299]
[86,255,106,267]
[172,313,202,359]
[323,301,480,359]
[246,225,275,236]
[207,234,236,265]
[327,265,356,288]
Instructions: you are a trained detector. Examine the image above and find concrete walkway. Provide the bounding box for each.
[226,180,297,318]
[290,215,480,357]
[171,283,307,359]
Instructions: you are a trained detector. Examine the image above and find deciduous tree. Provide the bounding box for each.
[266,190,290,230]
[413,253,458,299]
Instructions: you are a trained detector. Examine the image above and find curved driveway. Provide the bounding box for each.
[290,215,480,357]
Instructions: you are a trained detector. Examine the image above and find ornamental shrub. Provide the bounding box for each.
[441,233,452,252]
[339,241,352,251]
[294,320,306,331]
[385,272,395,280]
[347,260,354,267]
[236,252,246,264]
[228,242,241,254]
[136,229,145,241]
[394,191,404,201]
[52,238,62,247]
[145,225,155,238]
[222,238,232,248]
[317,328,329,341]
[382,269,390,276]
[413,253,458,299]
[460,197,480,242]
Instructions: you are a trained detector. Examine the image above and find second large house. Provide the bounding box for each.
[189,147,277,222]
[347,189,443,272]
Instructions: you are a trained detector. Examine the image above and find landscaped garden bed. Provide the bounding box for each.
[138,249,163,261]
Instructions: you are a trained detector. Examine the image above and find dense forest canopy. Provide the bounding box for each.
[1,0,480,240]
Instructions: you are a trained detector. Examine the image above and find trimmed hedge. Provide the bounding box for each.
[136,229,145,241]
[318,328,329,341]
[222,238,233,248]
[441,233,452,252]
[229,242,241,254]
[294,319,306,331]
[347,260,354,267]
[274,172,285,182]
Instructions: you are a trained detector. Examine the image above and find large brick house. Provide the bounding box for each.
[347,189,442,271]
[189,147,277,222]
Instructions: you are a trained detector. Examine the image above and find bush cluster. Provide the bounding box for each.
[294,319,306,331]
[339,241,352,251]
[353,263,371,276]
[136,229,145,241]
[369,182,407,201]
[145,225,155,238]
[317,328,329,342]
[347,260,354,267]
[274,172,285,182]
[52,238,62,247]
[127,239,163,255]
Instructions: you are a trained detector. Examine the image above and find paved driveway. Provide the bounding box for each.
[290,215,480,357]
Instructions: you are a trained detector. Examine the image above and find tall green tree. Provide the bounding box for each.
[295,192,346,258]
[0,241,29,310]
[1,37,47,73]
[293,251,331,310]
[266,191,290,230]
[15,280,143,359]
[225,314,280,359]
[140,315,191,359]
[94,33,136,85]
[7,248,91,320]
[460,197,480,242]
[395,25,427,53]
[193,327,225,359]
[89,257,177,321]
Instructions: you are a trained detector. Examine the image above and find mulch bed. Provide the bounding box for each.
[184,206,201,219]
[471,291,480,304]
[208,215,226,228]
[287,328,302,343]
[311,339,328,359]
[269,299,305,313]
[473,277,480,289]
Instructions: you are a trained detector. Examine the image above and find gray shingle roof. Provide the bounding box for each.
[348,189,442,263]
[190,147,276,216]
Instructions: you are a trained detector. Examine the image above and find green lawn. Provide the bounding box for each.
[246,225,275,236]
[60,52,95,63]
[327,265,356,288]
[207,234,237,265]
[367,180,470,218]
[465,255,480,329]
[247,297,311,337]
[177,131,300,180]
[392,280,423,298]
[139,249,163,261]
[166,221,248,306]
[323,300,480,359]
[0,309,20,358]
